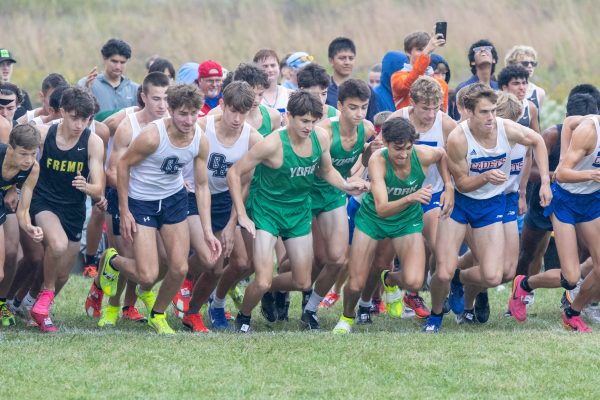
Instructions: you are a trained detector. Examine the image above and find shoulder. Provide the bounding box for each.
[314,126,330,147]
[93,121,110,140]
[362,119,376,139]
[441,112,457,129]
[316,117,333,131]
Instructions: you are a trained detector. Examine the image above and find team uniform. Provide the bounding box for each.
[0,144,33,225]
[248,128,321,238]
[517,98,531,128]
[503,142,527,223]
[261,86,289,124]
[450,118,511,228]
[311,117,364,215]
[355,148,425,240]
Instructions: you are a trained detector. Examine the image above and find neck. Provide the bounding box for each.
[216,118,243,137]
[339,115,358,136]
[409,109,433,132]
[58,123,82,140]
[287,128,308,145]
[332,72,349,85]
[265,82,278,94]
[105,72,121,87]
[476,66,492,84]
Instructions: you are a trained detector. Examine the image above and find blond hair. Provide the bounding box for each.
[504,45,538,66]
[495,92,523,122]
[409,76,443,106]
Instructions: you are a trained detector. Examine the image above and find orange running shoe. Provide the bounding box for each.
[83,265,98,278]
[403,292,430,319]
[122,306,147,322]
[182,313,209,333]
[319,291,340,308]
[173,279,193,313]
[85,282,104,318]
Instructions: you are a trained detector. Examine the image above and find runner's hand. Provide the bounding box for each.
[72,171,88,193]
[204,231,222,263]
[518,192,527,215]
[3,187,17,211]
[120,210,137,243]
[483,169,507,185]
[439,187,454,218]
[220,223,236,259]
[343,179,369,196]
[539,182,552,208]
[408,184,433,205]
[94,196,108,211]
[238,214,256,238]
[26,224,44,243]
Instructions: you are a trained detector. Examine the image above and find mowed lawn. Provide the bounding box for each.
[2,276,599,399]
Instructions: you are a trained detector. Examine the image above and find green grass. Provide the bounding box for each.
[2,276,599,399]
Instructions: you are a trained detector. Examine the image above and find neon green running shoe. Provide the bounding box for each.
[135,287,156,316]
[98,305,120,327]
[99,248,119,296]
[381,270,403,318]
[0,301,16,327]
[332,316,354,334]
[228,286,244,309]
[148,313,175,335]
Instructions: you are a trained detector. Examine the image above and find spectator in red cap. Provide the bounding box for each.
[197,60,224,116]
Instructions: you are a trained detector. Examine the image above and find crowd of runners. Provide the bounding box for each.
[0,28,599,335]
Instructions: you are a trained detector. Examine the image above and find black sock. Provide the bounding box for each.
[383,270,391,286]
[237,312,251,321]
[464,308,474,313]
[565,306,580,318]
[452,269,461,285]
[84,254,97,266]
[520,277,533,292]
[12,298,21,308]
[150,309,164,318]
[108,254,118,271]
[0,297,6,302]
[122,305,131,312]
[431,311,443,318]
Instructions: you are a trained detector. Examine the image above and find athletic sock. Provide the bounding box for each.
[383,270,391,286]
[452,269,461,285]
[464,308,474,313]
[12,298,21,308]
[431,311,443,318]
[150,309,164,318]
[358,299,372,309]
[122,305,131,312]
[212,296,226,309]
[520,277,533,292]
[84,254,97,266]
[0,297,6,302]
[304,292,324,313]
[565,306,580,318]
[188,302,201,314]
[108,254,118,271]
[23,292,36,307]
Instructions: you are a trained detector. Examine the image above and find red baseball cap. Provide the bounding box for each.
[198,60,223,78]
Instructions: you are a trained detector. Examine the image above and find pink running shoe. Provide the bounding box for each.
[562,312,592,333]
[31,290,56,332]
[509,275,530,322]
[37,315,58,333]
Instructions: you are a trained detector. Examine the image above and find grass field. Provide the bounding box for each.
[2,276,599,399]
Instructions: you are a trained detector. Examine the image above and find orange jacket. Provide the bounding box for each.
[390,53,448,112]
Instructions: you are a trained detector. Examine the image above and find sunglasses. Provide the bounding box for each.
[473,46,493,54]
[520,61,538,67]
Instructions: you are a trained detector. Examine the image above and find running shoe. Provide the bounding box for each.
[422,314,442,333]
[260,292,277,322]
[562,312,592,333]
[14,299,37,327]
[235,313,251,333]
[370,298,385,316]
[82,264,98,278]
[98,305,120,327]
[319,291,340,308]
[274,291,289,321]
[208,306,229,330]
[36,315,58,333]
[448,278,464,315]
[565,278,583,305]
[99,248,119,296]
[403,293,430,319]
[583,304,600,324]
[0,301,16,327]
[172,278,192,314]
[509,275,530,322]
[122,306,147,323]
[30,289,55,328]
[182,313,209,333]
[148,313,175,335]
[228,286,244,310]
[332,316,354,334]
[474,290,490,323]
[300,310,320,330]
[381,270,402,318]
[135,288,156,315]
[401,307,416,319]
[85,281,104,318]
[356,306,372,325]
[457,309,476,324]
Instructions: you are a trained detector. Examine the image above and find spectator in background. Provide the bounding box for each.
[373,51,409,112]
[368,63,382,87]
[176,62,200,85]
[283,52,313,91]
[449,40,499,120]
[505,45,546,112]
[0,48,32,120]
[390,31,447,112]
[196,59,224,116]
[279,53,292,88]
[253,49,291,119]
[148,58,176,82]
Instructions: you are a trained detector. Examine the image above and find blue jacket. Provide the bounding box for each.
[373,51,409,112]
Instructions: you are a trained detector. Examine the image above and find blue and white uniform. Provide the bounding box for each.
[503,141,527,224]
[128,118,201,228]
[545,117,600,225]
[517,98,531,128]
[450,118,511,228]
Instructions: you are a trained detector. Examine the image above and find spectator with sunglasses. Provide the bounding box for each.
[505,45,546,113]
[449,40,499,120]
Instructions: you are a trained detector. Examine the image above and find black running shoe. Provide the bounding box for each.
[357,305,373,324]
[300,310,320,330]
[442,297,451,314]
[301,289,313,311]
[474,290,490,323]
[457,309,476,324]
[235,312,252,333]
[260,292,278,322]
[275,291,289,321]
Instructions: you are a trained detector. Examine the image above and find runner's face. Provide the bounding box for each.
[41,88,54,114]
[222,105,249,131]
[141,84,168,120]
[330,50,355,78]
[411,100,440,126]
[305,86,328,105]
[368,71,380,87]
[170,106,199,134]
[468,98,496,132]
[0,61,13,83]
[104,55,128,80]
[11,145,37,171]
[505,78,528,101]
[259,57,280,85]
[287,113,317,138]
[253,86,265,109]
[0,94,17,120]
[198,77,222,99]
[61,110,89,135]
[386,141,413,166]
[339,97,368,126]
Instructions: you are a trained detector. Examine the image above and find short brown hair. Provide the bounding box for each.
[9,123,41,150]
[495,92,523,122]
[222,81,255,113]
[166,84,204,111]
[404,31,430,53]
[409,76,443,106]
[253,49,279,64]
[462,83,498,112]
[373,111,392,127]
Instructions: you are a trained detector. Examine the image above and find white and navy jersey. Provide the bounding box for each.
[558,117,600,195]
[25,109,36,123]
[527,82,542,111]
[517,98,530,128]
[129,118,201,201]
[402,108,444,193]
[105,112,142,170]
[31,116,45,125]
[460,117,512,199]
[505,143,527,194]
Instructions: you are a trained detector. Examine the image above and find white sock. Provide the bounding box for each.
[212,296,226,309]
[359,299,372,308]
[304,292,324,313]
[23,292,36,307]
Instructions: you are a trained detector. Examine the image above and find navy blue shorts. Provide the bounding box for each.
[422,190,443,214]
[347,196,361,245]
[129,188,188,229]
[451,191,505,229]
[544,183,600,225]
[503,191,519,223]
[524,182,553,231]
[187,190,232,232]
[105,187,121,235]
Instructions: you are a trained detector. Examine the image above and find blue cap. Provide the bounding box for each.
[176,62,200,84]
[286,52,314,70]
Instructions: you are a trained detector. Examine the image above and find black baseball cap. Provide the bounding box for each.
[0,49,16,64]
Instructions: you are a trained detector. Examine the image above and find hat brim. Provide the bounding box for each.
[0,57,16,64]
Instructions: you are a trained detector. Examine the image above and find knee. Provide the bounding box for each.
[229,253,249,271]
[254,276,272,293]
[171,262,188,279]
[346,276,364,294]
[292,275,312,291]
[434,269,453,284]
[47,240,69,256]
[138,269,159,287]
[404,276,424,293]
[560,272,579,290]
[482,271,503,288]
